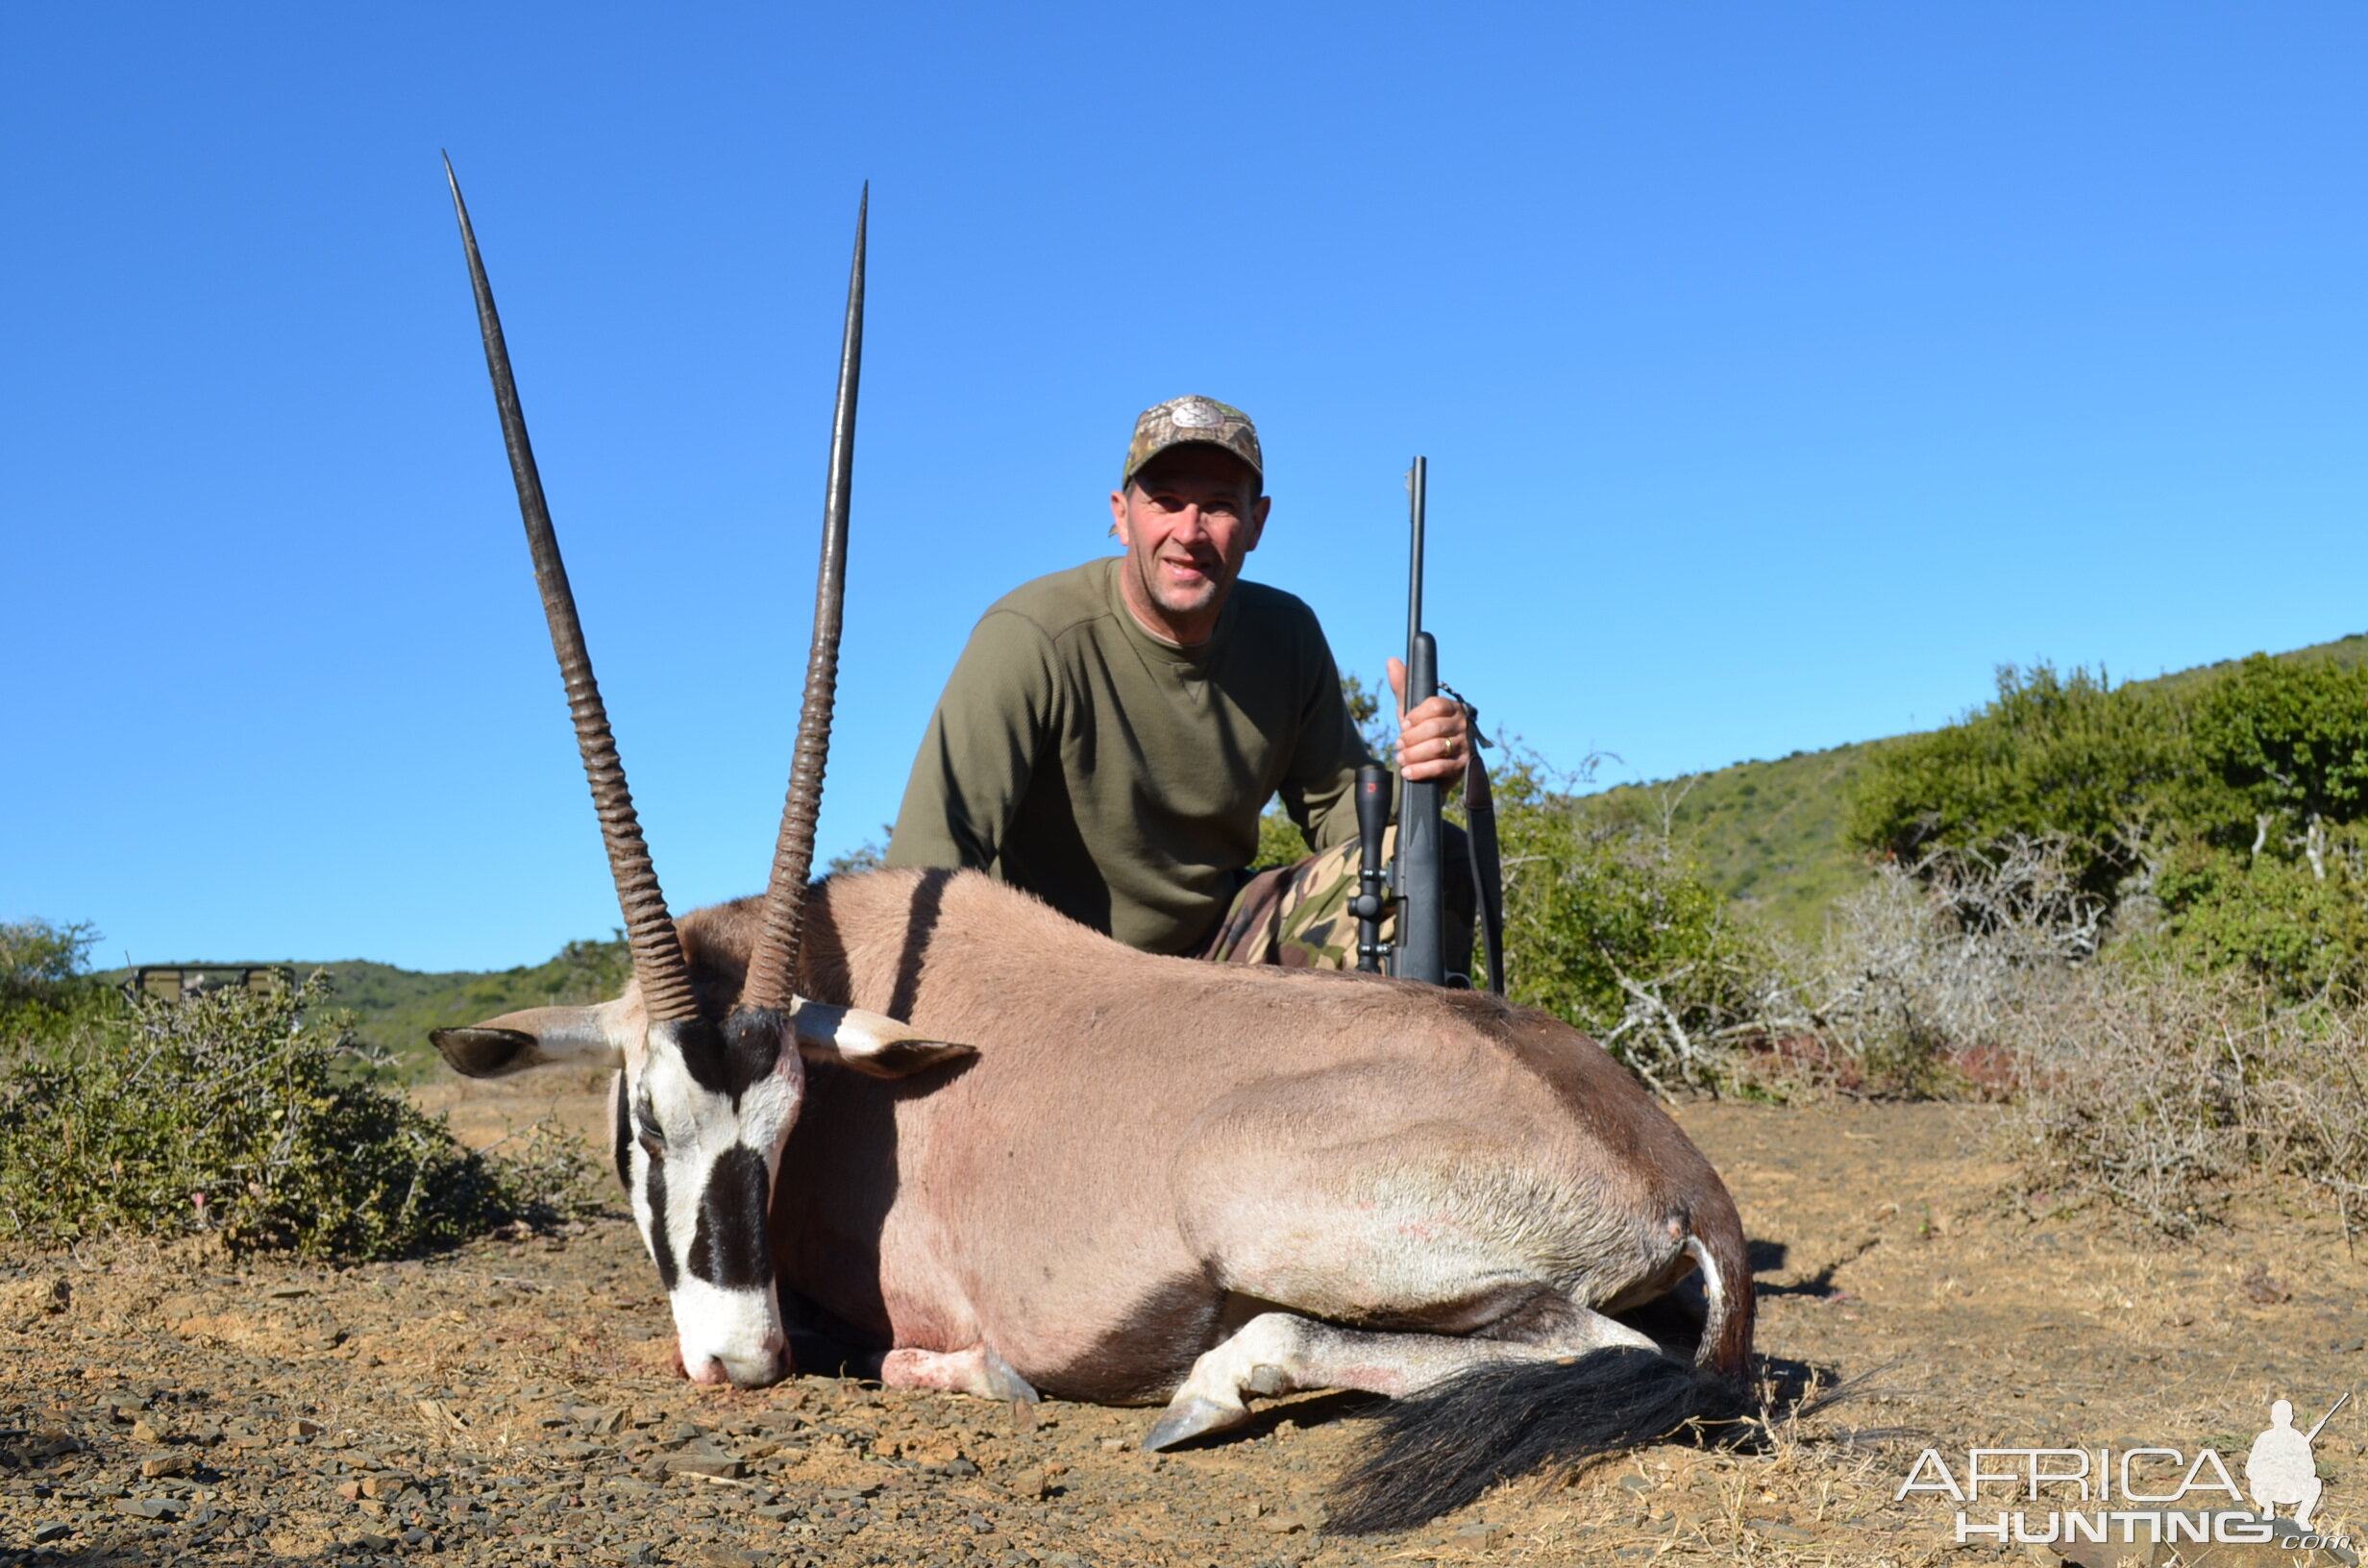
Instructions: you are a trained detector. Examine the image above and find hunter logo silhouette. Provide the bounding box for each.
[2247,1392,2347,1530]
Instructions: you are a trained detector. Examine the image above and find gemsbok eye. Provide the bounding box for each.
[632,1096,666,1160]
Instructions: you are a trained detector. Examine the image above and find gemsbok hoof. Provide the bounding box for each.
[1141,1395,1247,1452]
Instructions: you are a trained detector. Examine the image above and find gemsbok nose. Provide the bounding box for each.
[679,1339,788,1389]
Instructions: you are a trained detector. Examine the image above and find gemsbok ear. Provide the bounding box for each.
[431,1004,630,1077]
[790,1001,975,1080]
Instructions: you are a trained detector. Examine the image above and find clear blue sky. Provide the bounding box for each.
[8,3,2363,972]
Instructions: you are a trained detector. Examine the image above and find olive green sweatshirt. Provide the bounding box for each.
[885,558,1373,955]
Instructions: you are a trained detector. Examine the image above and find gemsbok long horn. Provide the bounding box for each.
[738,185,867,1015]
[443,154,701,1026]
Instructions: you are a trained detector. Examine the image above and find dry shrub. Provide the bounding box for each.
[1735,837,2101,1096]
[2007,970,2368,1237]
[1736,837,2368,1236]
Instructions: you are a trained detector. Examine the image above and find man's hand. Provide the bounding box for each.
[1387,657,1471,784]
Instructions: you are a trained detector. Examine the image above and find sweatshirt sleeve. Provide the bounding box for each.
[886,610,1064,872]
[1278,616,1378,854]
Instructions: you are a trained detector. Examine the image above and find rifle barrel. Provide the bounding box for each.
[1405,457,1427,670]
[1395,456,1444,985]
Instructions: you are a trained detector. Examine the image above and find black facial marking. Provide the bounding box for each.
[650,1013,781,1102]
[686,1144,773,1290]
[707,1010,787,1102]
[650,1016,728,1098]
[609,1071,632,1193]
[644,1157,678,1291]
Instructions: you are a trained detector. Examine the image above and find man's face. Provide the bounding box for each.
[1107,446,1270,644]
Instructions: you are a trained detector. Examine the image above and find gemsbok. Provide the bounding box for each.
[434,163,1759,1531]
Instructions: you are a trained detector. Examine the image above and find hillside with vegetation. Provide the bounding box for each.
[1574,740,1893,941]
[93,937,629,1082]
[1579,629,2368,942]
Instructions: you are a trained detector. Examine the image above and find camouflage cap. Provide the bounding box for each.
[1121,395,1264,489]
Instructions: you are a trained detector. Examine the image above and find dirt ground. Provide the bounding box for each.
[5,1073,2366,1568]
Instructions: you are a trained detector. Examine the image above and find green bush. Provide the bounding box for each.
[1252,808,1315,870]
[0,972,593,1260]
[2192,653,2368,837]
[547,932,633,1000]
[824,822,896,878]
[0,917,104,1041]
[2143,839,2368,998]
[1492,761,1779,1094]
[1246,738,1782,1093]
[1849,662,2196,902]
[1855,654,2368,1001]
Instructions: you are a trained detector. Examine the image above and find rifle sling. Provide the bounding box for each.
[1458,700,1508,997]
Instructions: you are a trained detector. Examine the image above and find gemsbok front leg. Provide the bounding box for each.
[880,1343,1041,1404]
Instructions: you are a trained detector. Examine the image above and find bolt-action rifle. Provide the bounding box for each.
[1351,457,1507,993]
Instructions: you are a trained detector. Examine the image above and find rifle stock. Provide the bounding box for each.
[1397,638,1445,985]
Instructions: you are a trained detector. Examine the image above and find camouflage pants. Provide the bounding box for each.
[1196,825,1475,974]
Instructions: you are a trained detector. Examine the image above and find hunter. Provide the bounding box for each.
[886,394,1471,968]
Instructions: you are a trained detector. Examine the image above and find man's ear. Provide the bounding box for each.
[791,1000,976,1080]
[1109,487,1133,546]
[1244,493,1270,551]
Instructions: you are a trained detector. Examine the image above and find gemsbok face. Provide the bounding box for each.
[620,1017,793,1383]
[432,162,954,1385]
[483,1011,806,1384]
[437,985,967,1386]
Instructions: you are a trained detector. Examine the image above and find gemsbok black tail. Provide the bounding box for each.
[1324,1346,1755,1534]
[1328,1217,1760,1534]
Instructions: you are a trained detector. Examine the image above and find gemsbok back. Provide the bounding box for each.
[434,163,1759,1531]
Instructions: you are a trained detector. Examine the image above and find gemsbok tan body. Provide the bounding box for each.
[436,165,1757,1531]
[442,873,1756,1527]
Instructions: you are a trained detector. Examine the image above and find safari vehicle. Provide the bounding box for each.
[123,964,295,1003]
